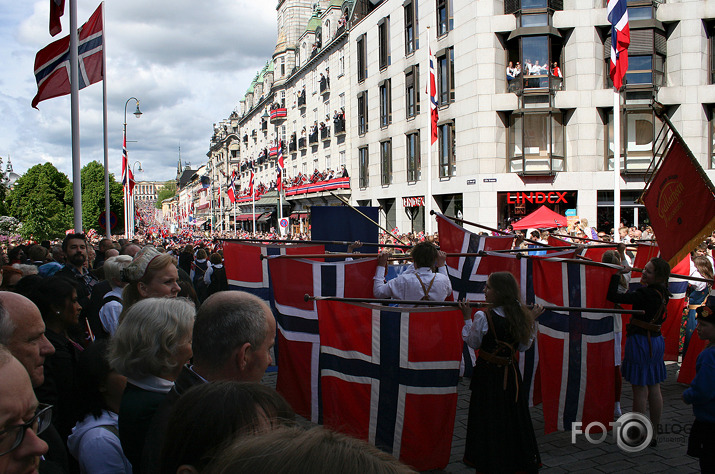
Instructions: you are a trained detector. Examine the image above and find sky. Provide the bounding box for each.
[0,0,277,184]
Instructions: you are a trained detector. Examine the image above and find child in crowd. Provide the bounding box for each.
[683,305,715,472]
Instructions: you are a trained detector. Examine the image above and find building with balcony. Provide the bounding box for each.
[208,0,715,235]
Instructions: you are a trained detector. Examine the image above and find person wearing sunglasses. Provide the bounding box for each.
[0,345,50,473]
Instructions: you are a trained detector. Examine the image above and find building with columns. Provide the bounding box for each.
[208,0,715,234]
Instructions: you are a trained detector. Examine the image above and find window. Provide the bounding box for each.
[405,65,420,119]
[280,57,285,76]
[438,122,455,177]
[607,107,663,173]
[436,0,452,36]
[605,29,665,88]
[339,47,345,77]
[339,150,346,168]
[437,47,455,105]
[379,17,390,69]
[357,34,367,82]
[359,146,369,187]
[406,131,421,181]
[509,112,565,174]
[357,91,368,135]
[380,140,392,185]
[404,1,416,55]
[339,93,345,109]
[379,79,392,127]
[506,34,563,92]
[325,154,331,171]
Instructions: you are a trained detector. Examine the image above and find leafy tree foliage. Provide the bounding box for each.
[6,163,72,240]
[155,180,177,209]
[65,161,124,234]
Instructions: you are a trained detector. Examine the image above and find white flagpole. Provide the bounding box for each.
[252,188,256,235]
[233,200,237,236]
[425,26,433,235]
[613,89,621,242]
[69,0,82,232]
[101,2,110,239]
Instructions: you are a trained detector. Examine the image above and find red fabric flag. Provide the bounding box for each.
[641,137,715,267]
[607,0,630,90]
[533,259,618,433]
[427,48,438,145]
[269,257,378,422]
[318,300,462,471]
[50,0,66,36]
[33,3,104,108]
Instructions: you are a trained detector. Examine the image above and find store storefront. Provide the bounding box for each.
[497,191,577,228]
[402,196,425,234]
[596,190,649,232]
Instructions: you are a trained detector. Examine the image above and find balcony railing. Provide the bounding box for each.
[299,137,307,150]
[270,108,287,123]
[309,130,319,145]
[333,117,346,135]
[297,91,306,109]
[320,126,330,141]
[320,77,330,95]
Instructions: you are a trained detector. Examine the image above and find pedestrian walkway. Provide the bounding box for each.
[262,360,699,473]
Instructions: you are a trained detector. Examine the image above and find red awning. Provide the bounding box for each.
[290,212,308,219]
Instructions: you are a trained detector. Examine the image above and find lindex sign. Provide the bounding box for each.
[506,192,568,204]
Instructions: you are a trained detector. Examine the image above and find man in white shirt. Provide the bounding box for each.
[373,241,452,304]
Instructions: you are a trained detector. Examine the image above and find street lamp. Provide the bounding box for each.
[124,97,142,239]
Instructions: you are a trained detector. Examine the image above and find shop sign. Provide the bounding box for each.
[507,191,568,204]
[402,196,425,207]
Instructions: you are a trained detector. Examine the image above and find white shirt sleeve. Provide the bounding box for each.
[462,311,488,350]
[204,266,214,286]
[373,266,392,298]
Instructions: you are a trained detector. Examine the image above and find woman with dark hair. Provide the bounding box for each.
[160,381,295,474]
[607,249,671,445]
[460,272,543,472]
[178,245,194,275]
[67,340,131,473]
[30,276,85,442]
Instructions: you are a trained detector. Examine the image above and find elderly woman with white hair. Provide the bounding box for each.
[98,255,133,336]
[108,297,195,472]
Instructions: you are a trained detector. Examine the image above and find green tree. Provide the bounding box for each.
[65,161,124,234]
[7,162,72,240]
[155,180,177,209]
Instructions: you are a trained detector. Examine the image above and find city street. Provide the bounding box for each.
[263,360,700,473]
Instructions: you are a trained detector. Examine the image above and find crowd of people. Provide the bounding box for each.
[0,233,420,473]
[1,221,713,472]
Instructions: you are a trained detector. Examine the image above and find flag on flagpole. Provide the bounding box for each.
[33,3,104,109]
[607,0,630,90]
[249,166,255,197]
[276,140,284,192]
[227,170,237,203]
[50,0,66,36]
[121,134,136,196]
[427,48,439,144]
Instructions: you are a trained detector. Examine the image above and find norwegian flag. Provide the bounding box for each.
[547,235,610,261]
[276,141,285,192]
[223,241,324,302]
[121,134,135,196]
[607,0,630,90]
[269,257,377,423]
[435,213,515,301]
[32,3,104,109]
[427,48,439,144]
[248,166,255,197]
[50,0,66,36]
[532,259,618,433]
[318,300,463,471]
[227,171,237,203]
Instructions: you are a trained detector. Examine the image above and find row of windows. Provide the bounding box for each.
[357,122,456,188]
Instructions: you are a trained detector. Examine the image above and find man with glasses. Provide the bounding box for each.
[0,345,50,473]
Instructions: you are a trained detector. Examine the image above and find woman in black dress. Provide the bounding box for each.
[461,272,543,473]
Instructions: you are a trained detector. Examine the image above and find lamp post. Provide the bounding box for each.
[123,97,142,239]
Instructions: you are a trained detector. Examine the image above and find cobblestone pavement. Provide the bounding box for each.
[263,361,700,473]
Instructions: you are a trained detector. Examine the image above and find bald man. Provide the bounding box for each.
[0,292,55,388]
[0,346,49,474]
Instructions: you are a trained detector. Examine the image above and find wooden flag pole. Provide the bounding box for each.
[430,210,546,247]
[222,237,410,248]
[304,294,645,315]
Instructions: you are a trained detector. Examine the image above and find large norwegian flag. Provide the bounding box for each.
[318,300,462,471]
[269,257,378,422]
[223,241,324,301]
[607,0,630,90]
[533,259,618,433]
[427,48,438,145]
[32,3,104,109]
